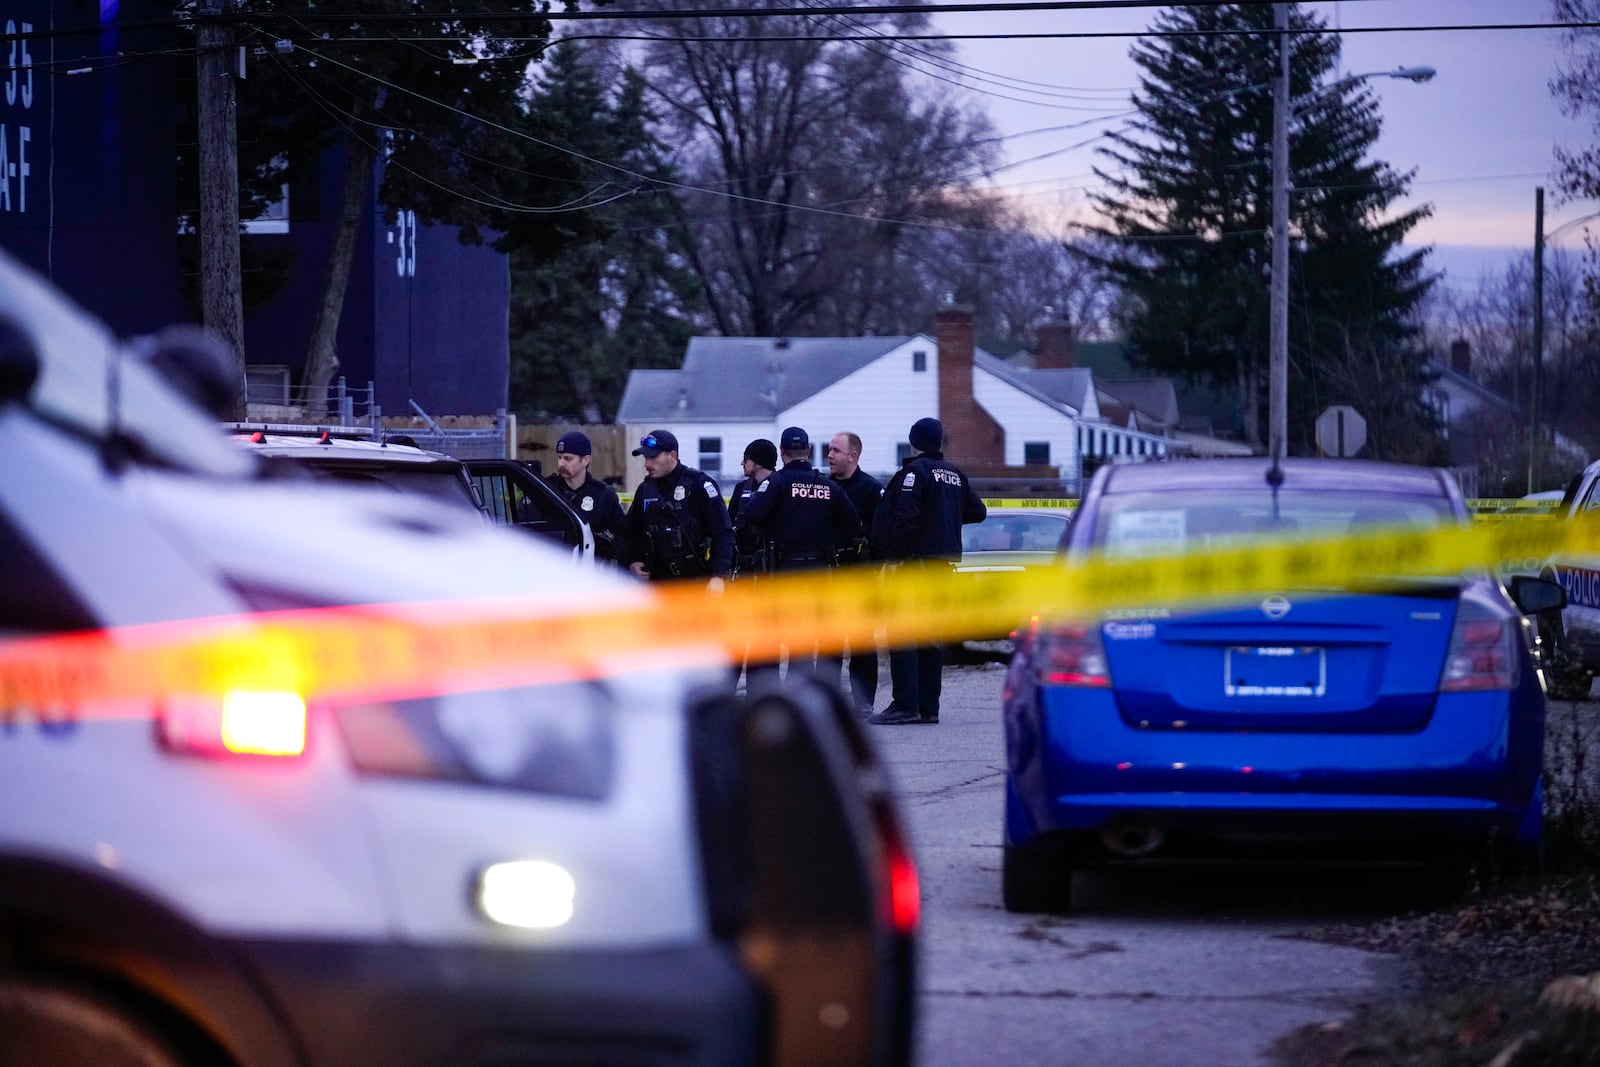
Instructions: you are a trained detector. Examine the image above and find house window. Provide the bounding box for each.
[245,366,290,405]
[896,443,913,466]
[1024,441,1050,466]
[912,350,927,372]
[698,436,722,475]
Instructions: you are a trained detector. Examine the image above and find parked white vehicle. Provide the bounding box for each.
[1538,460,1600,699]
[0,252,916,1067]
[232,428,598,565]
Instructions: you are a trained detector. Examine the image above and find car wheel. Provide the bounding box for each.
[1002,842,1074,913]
[1538,611,1593,701]
[0,977,186,1067]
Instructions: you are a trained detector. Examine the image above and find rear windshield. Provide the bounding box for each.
[962,513,1072,553]
[1091,491,1454,557]
[300,463,481,514]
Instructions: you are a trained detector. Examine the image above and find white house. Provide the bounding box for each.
[616,306,1186,489]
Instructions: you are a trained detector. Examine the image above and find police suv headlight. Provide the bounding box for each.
[332,681,615,799]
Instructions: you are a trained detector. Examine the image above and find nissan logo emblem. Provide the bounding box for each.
[1260,595,1292,619]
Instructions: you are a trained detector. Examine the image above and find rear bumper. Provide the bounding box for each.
[231,937,764,1067]
[1006,684,1542,850]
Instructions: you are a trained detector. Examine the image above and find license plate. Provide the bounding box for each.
[1224,646,1325,697]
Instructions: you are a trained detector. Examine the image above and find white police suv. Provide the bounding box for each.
[0,252,916,1067]
[232,429,598,565]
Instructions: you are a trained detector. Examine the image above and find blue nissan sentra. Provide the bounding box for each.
[1001,458,1566,913]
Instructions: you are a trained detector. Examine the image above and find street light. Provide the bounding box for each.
[1267,1,1434,461]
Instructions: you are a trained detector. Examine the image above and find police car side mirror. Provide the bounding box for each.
[1509,574,1566,616]
[0,314,41,404]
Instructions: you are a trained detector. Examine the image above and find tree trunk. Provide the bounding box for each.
[303,134,376,418]
[196,5,246,420]
[1240,358,1262,450]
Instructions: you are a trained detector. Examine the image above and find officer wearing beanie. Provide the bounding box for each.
[869,416,986,725]
[728,438,778,577]
[544,430,626,563]
[623,429,734,588]
[739,426,863,672]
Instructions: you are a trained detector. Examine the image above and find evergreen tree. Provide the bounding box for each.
[509,49,704,422]
[1085,4,1437,459]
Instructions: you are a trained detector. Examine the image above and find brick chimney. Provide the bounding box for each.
[1450,339,1471,378]
[1034,317,1075,369]
[935,305,1005,469]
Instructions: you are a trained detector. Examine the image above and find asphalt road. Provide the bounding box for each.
[866,660,1422,1067]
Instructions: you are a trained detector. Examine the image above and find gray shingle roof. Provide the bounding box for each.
[983,359,1094,414]
[616,336,911,422]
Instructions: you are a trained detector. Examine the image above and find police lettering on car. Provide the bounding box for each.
[728,438,778,578]
[869,417,986,725]
[623,429,734,587]
[738,427,863,674]
[544,430,627,562]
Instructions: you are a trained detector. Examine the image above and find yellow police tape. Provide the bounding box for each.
[2,512,1598,713]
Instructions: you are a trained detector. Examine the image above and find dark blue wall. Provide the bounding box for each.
[0,1,182,335]
[370,211,509,418]
[0,4,509,417]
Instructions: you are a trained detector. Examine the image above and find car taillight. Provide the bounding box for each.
[871,794,921,936]
[1439,589,1519,692]
[159,690,308,757]
[1034,619,1111,687]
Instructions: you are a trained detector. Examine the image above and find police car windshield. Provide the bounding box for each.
[3,252,252,478]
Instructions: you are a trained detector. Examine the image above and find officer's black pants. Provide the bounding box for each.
[888,644,943,718]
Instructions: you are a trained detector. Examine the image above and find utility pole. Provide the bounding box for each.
[1267,2,1291,464]
[196,0,247,420]
[1530,186,1546,494]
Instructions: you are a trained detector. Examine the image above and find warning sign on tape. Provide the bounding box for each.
[3,514,1598,714]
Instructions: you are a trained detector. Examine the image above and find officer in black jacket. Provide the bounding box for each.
[828,430,884,716]
[739,426,863,675]
[623,429,734,588]
[727,438,778,578]
[869,417,986,725]
[544,430,627,564]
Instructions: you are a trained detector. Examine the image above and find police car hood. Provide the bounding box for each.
[129,468,643,616]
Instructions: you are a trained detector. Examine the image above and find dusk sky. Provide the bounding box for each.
[933,0,1589,291]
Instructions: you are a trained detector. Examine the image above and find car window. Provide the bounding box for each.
[1093,491,1452,557]
[962,513,1071,553]
[301,463,482,514]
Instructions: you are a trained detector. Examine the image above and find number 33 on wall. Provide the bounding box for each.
[389,209,417,277]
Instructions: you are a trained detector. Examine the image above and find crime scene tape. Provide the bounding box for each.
[3,512,1600,715]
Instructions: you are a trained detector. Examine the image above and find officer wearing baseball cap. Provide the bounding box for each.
[738,426,863,673]
[869,416,985,725]
[544,430,626,563]
[623,429,734,588]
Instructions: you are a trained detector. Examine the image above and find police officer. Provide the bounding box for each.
[740,426,863,674]
[728,438,778,578]
[869,417,986,725]
[544,430,627,563]
[624,429,734,589]
[828,430,884,716]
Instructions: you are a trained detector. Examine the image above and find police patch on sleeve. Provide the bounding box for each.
[757,479,770,492]
[704,480,719,498]
[901,472,916,490]
[674,485,687,501]
[580,496,594,512]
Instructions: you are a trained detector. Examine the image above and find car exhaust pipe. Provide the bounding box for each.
[1101,824,1166,857]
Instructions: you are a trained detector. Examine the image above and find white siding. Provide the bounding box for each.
[972,366,1082,476]
[783,337,939,479]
